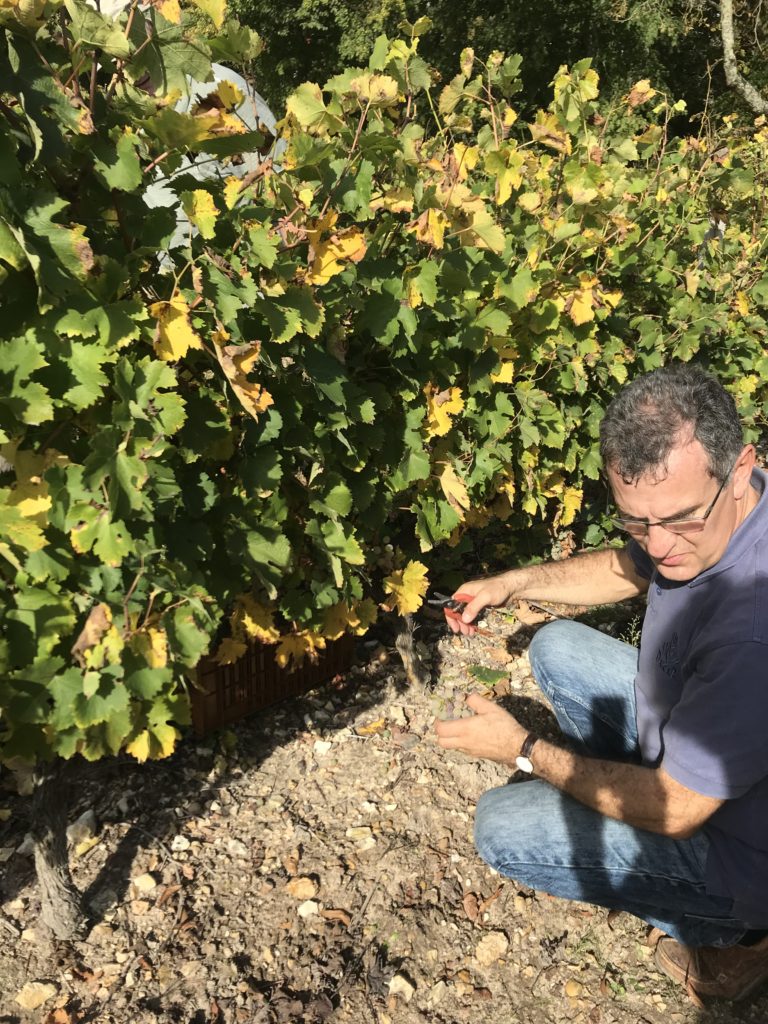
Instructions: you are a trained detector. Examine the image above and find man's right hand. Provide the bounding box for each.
[445,575,515,636]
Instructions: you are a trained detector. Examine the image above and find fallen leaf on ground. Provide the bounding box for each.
[320,907,352,927]
[462,892,480,922]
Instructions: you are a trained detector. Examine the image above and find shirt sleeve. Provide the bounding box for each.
[660,641,768,799]
[627,539,654,581]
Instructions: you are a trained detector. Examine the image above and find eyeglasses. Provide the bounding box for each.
[610,463,735,538]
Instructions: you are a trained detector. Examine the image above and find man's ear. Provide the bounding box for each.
[732,444,756,500]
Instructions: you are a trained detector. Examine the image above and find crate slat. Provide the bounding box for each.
[190,634,355,735]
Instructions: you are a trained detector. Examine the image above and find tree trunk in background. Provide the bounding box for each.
[31,759,87,940]
[720,0,768,114]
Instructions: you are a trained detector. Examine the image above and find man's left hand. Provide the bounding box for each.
[434,693,526,767]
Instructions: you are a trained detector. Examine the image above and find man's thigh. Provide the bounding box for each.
[529,619,640,758]
[475,779,746,947]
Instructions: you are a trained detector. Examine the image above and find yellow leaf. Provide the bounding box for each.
[626,79,657,108]
[357,718,386,735]
[187,108,247,140]
[188,0,227,29]
[157,0,181,22]
[685,270,700,297]
[322,598,378,640]
[518,192,541,212]
[423,384,464,438]
[503,107,518,127]
[74,835,101,859]
[453,143,479,181]
[349,73,399,107]
[182,190,219,240]
[566,286,595,326]
[70,603,112,668]
[491,361,515,384]
[214,340,274,419]
[306,227,367,286]
[496,165,523,206]
[150,296,203,361]
[298,187,315,207]
[215,79,245,110]
[559,485,583,527]
[275,631,326,670]
[383,560,429,615]
[146,628,168,669]
[352,598,378,635]
[126,731,151,763]
[601,289,622,310]
[1,441,67,526]
[529,112,572,155]
[578,68,600,102]
[151,722,179,759]
[369,187,414,214]
[223,176,242,210]
[236,595,280,643]
[735,291,750,316]
[412,208,449,249]
[436,460,470,519]
[214,637,248,665]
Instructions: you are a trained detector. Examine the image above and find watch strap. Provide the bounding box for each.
[519,733,537,760]
[515,732,538,774]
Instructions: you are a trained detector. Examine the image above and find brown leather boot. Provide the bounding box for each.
[655,934,768,1002]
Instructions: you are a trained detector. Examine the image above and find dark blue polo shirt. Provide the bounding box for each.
[630,468,768,925]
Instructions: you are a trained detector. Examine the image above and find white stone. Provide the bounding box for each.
[67,809,97,844]
[297,900,319,918]
[475,931,509,966]
[131,873,157,893]
[388,973,415,1002]
[171,835,191,852]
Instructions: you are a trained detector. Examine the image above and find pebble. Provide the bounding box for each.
[171,835,191,852]
[15,982,57,1010]
[388,973,415,1002]
[475,931,509,966]
[131,873,157,893]
[313,740,332,756]
[67,808,97,844]
[297,900,319,919]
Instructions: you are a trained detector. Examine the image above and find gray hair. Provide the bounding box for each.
[599,364,744,483]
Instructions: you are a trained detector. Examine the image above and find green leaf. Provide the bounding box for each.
[63,0,132,57]
[468,665,508,686]
[93,131,143,192]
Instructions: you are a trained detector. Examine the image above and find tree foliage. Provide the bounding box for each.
[1,2,768,771]
[229,0,765,120]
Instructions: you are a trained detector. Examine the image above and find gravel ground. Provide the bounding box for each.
[2,605,768,1024]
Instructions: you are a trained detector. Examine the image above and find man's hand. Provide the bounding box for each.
[444,576,515,636]
[434,693,527,767]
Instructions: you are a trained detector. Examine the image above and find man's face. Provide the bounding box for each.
[607,438,755,581]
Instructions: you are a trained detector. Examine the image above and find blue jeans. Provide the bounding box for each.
[474,619,749,948]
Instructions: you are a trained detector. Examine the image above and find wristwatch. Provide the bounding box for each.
[515,733,538,774]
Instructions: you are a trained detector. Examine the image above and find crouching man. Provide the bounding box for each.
[435,364,768,1003]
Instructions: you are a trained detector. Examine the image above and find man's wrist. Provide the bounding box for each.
[515,732,538,774]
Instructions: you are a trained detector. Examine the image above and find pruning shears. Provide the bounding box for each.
[427,592,494,636]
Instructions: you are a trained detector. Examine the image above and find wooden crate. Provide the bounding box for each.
[190,634,355,736]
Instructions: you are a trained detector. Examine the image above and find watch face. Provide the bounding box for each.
[515,755,534,774]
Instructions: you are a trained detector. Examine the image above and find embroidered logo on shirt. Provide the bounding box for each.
[656,632,680,677]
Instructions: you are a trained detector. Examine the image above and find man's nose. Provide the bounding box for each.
[645,523,675,558]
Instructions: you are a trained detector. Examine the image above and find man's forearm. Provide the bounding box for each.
[500,547,649,608]
[530,738,713,839]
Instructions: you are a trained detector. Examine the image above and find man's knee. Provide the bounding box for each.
[528,618,590,684]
